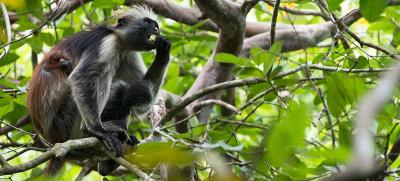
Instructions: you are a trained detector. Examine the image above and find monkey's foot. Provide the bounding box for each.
[82,125,123,157]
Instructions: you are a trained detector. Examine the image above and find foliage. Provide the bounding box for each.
[0,0,399,180]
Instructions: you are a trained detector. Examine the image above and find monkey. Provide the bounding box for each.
[59,59,73,74]
[27,6,170,175]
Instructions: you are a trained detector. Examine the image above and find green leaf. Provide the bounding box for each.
[249,42,281,73]
[233,67,264,78]
[250,47,266,65]
[0,97,12,107]
[39,32,55,46]
[265,42,282,71]
[125,142,194,168]
[15,20,36,31]
[25,0,43,19]
[29,37,42,54]
[339,121,352,148]
[327,0,344,11]
[215,53,248,66]
[0,53,19,67]
[200,141,243,151]
[266,101,309,167]
[360,0,389,22]
[326,73,365,117]
[0,79,18,89]
[354,56,369,69]
[394,30,400,45]
[2,102,27,122]
[92,0,123,9]
[367,18,396,33]
[270,65,283,79]
[14,94,27,107]
[0,101,14,118]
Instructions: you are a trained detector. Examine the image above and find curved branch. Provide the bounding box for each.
[0,137,152,180]
[0,116,30,135]
[241,9,361,56]
[193,99,240,114]
[0,1,11,60]
[161,64,390,124]
[0,137,98,175]
[264,1,324,17]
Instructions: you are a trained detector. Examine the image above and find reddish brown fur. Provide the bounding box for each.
[28,27,114,144]
[28,48,75,143]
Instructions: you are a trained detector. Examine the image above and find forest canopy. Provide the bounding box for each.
[0,0,400,180]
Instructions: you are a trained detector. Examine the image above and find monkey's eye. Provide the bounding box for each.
[143,18,153,25]
[116,18,127,28]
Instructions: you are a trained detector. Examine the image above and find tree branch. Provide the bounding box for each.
[241,9,361,56]
[0,116,30,135]
[264,1,325,18]
[270,0,281,46]
[160,64,389,124]
[193,99,240,114]
[326,59,400,180]
[241,0,260,15]
[184,0,246,122]
[0,137,152,180]
[0,137,98,175]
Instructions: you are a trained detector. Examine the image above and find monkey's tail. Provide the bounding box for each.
[45,158,65,176]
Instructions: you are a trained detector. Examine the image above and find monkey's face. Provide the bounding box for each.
[114,17,160,51]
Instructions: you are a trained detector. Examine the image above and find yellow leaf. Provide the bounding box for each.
[359,17,369,25]
[0,27,6,44]
[282,2,297,8]
[124,142,194,169]
[1,0,26,10]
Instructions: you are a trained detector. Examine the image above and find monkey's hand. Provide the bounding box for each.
[82,124,124,157]
[127,135,140,145]
[155,36,171,63]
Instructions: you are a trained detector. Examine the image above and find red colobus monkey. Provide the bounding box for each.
[28,6,170,175]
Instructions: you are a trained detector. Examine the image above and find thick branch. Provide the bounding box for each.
[241,0,261,15]
[241,9,361,56]
[6,0,297,37]
[125,0,218,32]
[184,0,246,121]
[0,137,151,180]
[0,137,98,175]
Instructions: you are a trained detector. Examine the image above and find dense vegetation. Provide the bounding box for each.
[0,0,400,180]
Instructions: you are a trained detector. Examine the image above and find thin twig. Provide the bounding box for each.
[0,1,11,60]
[0,120,35,137]
[0,155,10,168]
[270,0,281,46]
[226,103,263,143]
[216,119,267,130]
[239,87,275,110]
[102,148,155,180]
[264,0,324,17]
[161,64,390,124]
[0,0,66,49]
[75,159,95,181]
[161,111,201,130]
[0,116,30,135]
[193,99,240,114]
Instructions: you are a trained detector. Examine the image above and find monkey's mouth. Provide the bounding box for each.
[147,33,158,43]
